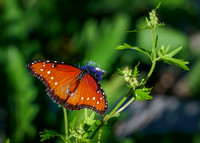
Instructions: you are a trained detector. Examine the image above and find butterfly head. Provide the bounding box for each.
[81,64,106,82]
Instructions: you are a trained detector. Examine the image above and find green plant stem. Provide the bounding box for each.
[113,97,135,116]
[108,90,132,117]
[141,29,157,87]
[97,126,103,143]
[90,115,108,139]
[90,90,132,139]
[142,58,156,87]
[91,28,158,142]
[84,108,88,121]
[63,108,68,142]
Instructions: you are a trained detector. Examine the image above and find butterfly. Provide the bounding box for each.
[26,60,108,114]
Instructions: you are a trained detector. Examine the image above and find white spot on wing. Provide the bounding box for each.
[87,98,89,100]
[93,97,95,100]
[66,89,69,94]
[47,60,50,62]
[40,69,43,71]
[51,77,54,79]
[55,82,57,85]
[47,71,50,74]
[97,101,99,104]
[100,97,102,100]
[81,97,83,100]
[43,65,45,67]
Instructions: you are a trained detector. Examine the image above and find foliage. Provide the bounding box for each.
[135,88,152,101]
[40,129,66,142]
[38,4,189,143]
[6,47,39,142]
[1,0,197,143]
[69,112,101,142]
[73,14,130,72]
[157,45,189,70]
[5,139,10,143]
[40,112,101,143]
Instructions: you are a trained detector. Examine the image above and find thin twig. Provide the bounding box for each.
[63,108,68,142]
[97,126,103,143]
[113,97,135,116]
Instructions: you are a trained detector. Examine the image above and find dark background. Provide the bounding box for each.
[1,0,200,143]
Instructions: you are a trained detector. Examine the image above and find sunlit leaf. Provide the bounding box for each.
[6,47,39,142]
[69,116,77,130]
[39,129,66,142]
[157,45,190,71]
[115,43,151,59]
[134,88,153,101]
[5,139,10,143]
[115,43,132,49]
[85,112,96,125]
[133,62,140,76]
[159,57,189,71]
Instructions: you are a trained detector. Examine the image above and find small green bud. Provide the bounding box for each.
[146,8,164,29]
[121,67,139,89]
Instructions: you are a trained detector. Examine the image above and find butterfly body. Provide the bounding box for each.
[27,60,107,114]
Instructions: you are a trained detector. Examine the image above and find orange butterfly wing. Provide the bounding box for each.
[27,60,107,114]
[65,74,107,114]
[27,60,80,104]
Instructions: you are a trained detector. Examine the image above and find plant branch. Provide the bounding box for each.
[97,125,103,143]
[84,109,88,121]
[108,89,133,118]
[113,97,135,116]
[63,108,68,142]
[90,90,133,140]
[89,115,108,139]
[141,29,157,87]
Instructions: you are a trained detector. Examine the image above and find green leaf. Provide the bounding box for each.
[85,113,95,126]
[157,46,190,71]
[159,57,190,71]
[115,43,132,49]
[128,24,149,32]
[115,43,151,60]
[133,62,140,76]
[87,120,101,139]
[39,129,66,142]
[6,47,39,142]
[166,46,182,57]
[69,116,77,130]
[6,138,10,143]
[154,34,158,48]
[134,88,153,101]
[69,113,101,142]
[155,2,161,10]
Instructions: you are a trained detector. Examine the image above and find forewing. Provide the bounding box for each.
[26,60,80,105]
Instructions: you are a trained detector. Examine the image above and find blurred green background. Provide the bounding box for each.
[1,0,200,143]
